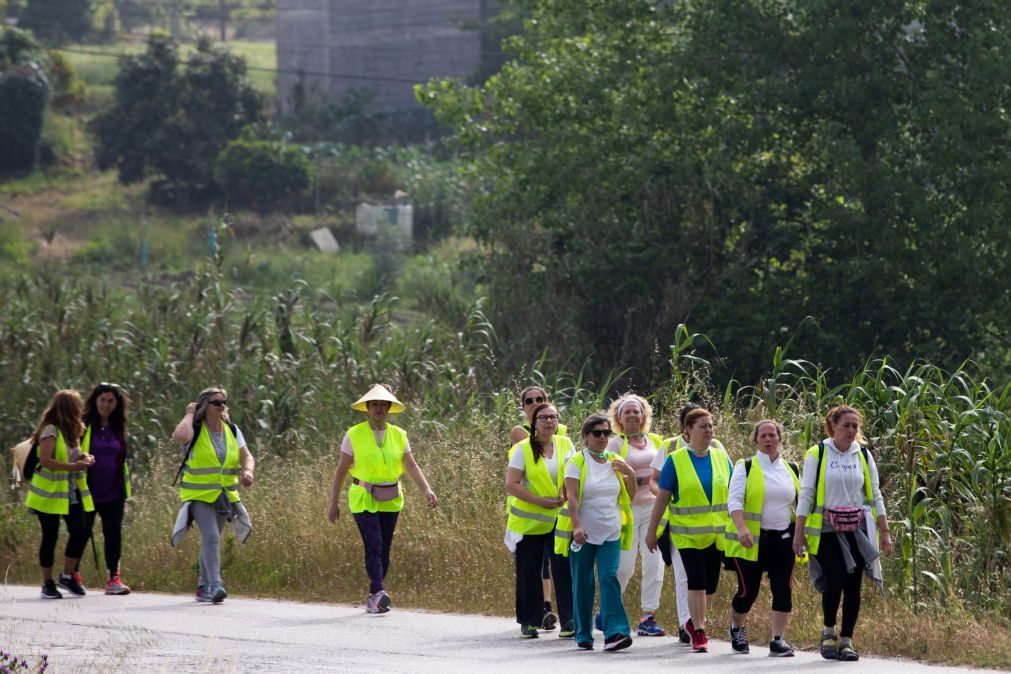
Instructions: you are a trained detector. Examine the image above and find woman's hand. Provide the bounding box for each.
[541,495,564,509]
[74,454,95,470]
[327,500,340,523]
[186,402,197,415]
[611,456,634,478]
[425,490,439,508]
[738,529,755,549]
[240,469,254,487]
[879,529,893,555]
[573,527,588,545]
[645,530,658,553]
[792,532,807,557]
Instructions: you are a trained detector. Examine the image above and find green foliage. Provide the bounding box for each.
[19,0,93,43]
[422,0,1011,386]
[92,35,261,208]
[215,130,311,212]
[44,50,84,108]
[0,26,49,175]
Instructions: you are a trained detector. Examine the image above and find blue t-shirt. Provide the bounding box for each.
[658,450,733,503]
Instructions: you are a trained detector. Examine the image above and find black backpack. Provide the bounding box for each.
[172,421,238,486]
[22,440,40,481]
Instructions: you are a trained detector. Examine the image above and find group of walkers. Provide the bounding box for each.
[21,381,891,661]
[503,387,892,660]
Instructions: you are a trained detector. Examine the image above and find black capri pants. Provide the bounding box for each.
[678,543,722,594]
[35,500,88,568]
[728,525,796,614]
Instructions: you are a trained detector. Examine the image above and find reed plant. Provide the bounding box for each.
[1,260,1011,667]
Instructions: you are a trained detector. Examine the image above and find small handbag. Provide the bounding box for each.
[354,478,401,502]
[825,506,863,532]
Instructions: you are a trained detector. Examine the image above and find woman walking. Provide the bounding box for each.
[724,420,800,656]
[606,394,667,638]
[25,389,95,599]
[556,412,636,651]
[793,405,892,661]
[77,382,133,595]
[328,384,439,613]
[171,387,255,604]
[505,402,574,638]
[647,407,732,652]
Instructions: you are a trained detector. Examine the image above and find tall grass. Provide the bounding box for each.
[1,262,1010,667]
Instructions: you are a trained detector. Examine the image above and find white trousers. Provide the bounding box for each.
[670,537,690,627]
[617,503,667,614]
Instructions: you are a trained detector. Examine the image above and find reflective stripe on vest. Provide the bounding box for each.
[25,430,94,515]
[724,457,800,561]
[667,446,731,551]
[803,443,877,555]
[554,449,634,556]
[81,425,132,500]
[506,437,572,536]
[178,424,241,504]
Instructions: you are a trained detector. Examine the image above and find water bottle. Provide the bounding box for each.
[570,540,583,553]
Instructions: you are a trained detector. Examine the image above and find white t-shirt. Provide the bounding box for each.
[727,452,797,530]
[565,450,621,544]
[508,442,561,484]
[797,439,886,520]
[650,437,683,472]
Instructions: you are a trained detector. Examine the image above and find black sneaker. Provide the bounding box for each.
[577,641,593,650]
[603,633,632,652]
[541,609,558,631]
[730,625,750,654]
[769,636,794,657]
[40,580,62,599]
[520,625,539,639]
[58,573,86,597]
[679,625,691,644]
[558,620,575,638]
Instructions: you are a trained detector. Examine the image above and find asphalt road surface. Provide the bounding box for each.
[0,584,992,673]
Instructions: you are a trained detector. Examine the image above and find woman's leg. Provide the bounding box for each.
[839,533,865,638]
[353,511,386,594]
[729,556,763,624]
[679,547,708,630]
[61,501,88,575]
[597,539,631,638]
[97,499,126,575]
[637,507,666,616]
[671,540,691,629]
[767,530,796,638]
[548,545,573,626]
[815,533,846,631]
[514,532,546,627]
[377,511,400,586]
[569,543,597,644]
[189,501,224,587]
[701,543,722,618]
[37,512,61,581]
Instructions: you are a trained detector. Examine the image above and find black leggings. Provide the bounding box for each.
[36,501,88,568]
[79,498,126,574]
[515,531,572,627]
[729,526,795,614]
[678,543,722,594]
[816,532,864,637]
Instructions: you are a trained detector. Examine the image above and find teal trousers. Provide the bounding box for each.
[570,539,630,644]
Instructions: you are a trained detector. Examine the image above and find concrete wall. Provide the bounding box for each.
[277,0,487,114]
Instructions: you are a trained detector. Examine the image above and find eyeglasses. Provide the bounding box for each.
[588,429,613,438]
[208,400,227,407]
[536,414,558,422]
[523,395,546,406]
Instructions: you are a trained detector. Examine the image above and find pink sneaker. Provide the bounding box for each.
[365,593,381,613]
[105,572,131,595]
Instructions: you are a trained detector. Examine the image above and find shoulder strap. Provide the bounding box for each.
[788,461,800,477]
[814,441,825,495]
[744,457,752,476]
[172,422,202,487]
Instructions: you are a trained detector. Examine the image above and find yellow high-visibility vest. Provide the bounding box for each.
[506,436,574,536]
[179,424,241,504]
[554,450,633,556]
[802,442,877,555]
[667,446,732,550]
[723,456,800,561]
[347,421,408,514]
[25,430,94,515]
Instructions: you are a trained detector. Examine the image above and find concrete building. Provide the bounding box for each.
[276,0,492,114]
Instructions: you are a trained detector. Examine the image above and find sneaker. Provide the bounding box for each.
[679,625,691,644]
[838,639,859,661]
[558,620,575,638]
[376,590,391,614]
[691,627,709,653]
[603,633,633,652]
[40,580,62,599]
[105,572,131,596]
[730,625,750,654]
[365,593,381,613]
[769,636,795,657]
[520,625,539,639]
[541,609,558,631]
[73,571,87,591]
[820,631,838,660]
[577,641,593,650]
[682,618,697,645]
[57,573,86,597]
[208,582,227,604]
[594,612,603,632]
[195,584,212,602]
[637,615,666,637]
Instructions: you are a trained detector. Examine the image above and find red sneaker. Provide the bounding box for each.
[105,572,131,595]
[72,571,86,590]
[691,627,709,652]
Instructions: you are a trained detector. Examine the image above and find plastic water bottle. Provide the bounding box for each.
[570,540,583,553]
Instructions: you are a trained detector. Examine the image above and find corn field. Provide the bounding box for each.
[1,262,1010,637]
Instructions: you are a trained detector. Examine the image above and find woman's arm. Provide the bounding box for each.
[37,436,93,472]
[867,453,893,555]
[510,426,526,445]
[645,488,672,551]
[327,452,353,523]
[506,467,562,509]
[403,452,438,507]
[611,456,637,501]
[172,403,197,444]
[239,445,255,487]
[565,475,586,545]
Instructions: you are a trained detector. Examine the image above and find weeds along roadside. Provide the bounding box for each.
[1,268,1011,666]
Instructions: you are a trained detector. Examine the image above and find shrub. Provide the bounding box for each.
[215,131,311,212]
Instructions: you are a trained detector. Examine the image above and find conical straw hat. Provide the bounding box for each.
[352,384,405,413]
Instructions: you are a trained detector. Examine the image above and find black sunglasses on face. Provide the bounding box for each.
[588,429,613,438]
[524,395,546,406]
[208,400,227,407]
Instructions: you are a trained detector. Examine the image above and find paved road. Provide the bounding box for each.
[0,584,989,673]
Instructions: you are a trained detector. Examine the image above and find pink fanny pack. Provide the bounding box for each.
[354,478,400,502]
[826,506,863,532]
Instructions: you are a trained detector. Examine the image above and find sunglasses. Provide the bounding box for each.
[99,382,120,390]
[523,395,546,406]
[208,400,227,407]
[588,429,613,438]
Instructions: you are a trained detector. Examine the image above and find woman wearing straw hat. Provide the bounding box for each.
[327,384,438,614]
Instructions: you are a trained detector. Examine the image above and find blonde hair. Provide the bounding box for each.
[825,405,866,444]
[608,394,653,435]
[193,387,229,426]
[751,419,784,444]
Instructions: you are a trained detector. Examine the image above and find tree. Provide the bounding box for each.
[19,0,93,43]
[215,129,311,211]
[93,35,261,207]
[422,0,1011,384]
[0,26,48,174]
